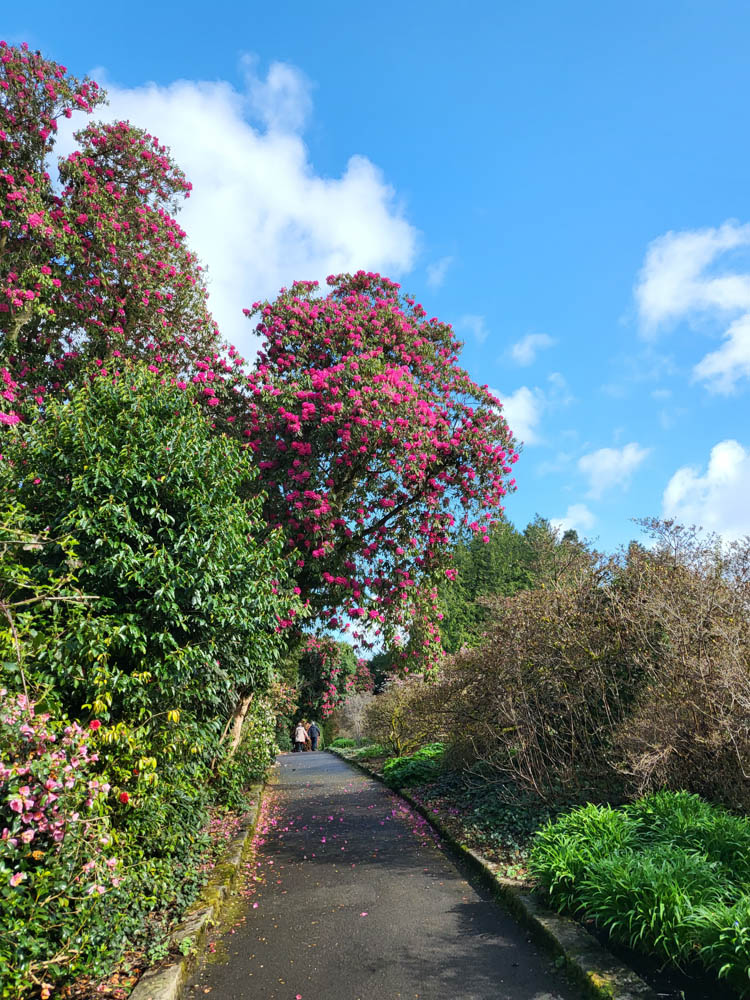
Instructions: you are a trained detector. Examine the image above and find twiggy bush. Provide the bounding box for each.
[362,675,445,756]
[436,555,631,796]
[331,691,376,742]
[608,521,750,810]
[428,519,749,808]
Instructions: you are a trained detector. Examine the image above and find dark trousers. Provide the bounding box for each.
[294,741,304,752]
[310,736,318,750]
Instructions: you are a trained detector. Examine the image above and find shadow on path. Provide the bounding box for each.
[188,751,583,1000]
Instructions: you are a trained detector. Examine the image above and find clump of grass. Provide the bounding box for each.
[529,791,750,996]
[328,737,357,748]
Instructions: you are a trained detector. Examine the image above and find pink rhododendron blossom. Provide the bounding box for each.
[183,272,517,672]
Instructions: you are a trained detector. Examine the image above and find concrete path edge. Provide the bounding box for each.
[128,780,266,1000]
[328,748,657,1000]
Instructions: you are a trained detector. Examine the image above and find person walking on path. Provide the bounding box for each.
[307,719,320,750]
[293,721,306,753]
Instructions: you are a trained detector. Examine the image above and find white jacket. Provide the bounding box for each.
[294,725,307,743]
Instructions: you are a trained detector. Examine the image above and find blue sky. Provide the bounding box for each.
[7,1,750,551]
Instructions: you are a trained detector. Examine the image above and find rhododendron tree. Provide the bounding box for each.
[201,272,518,668]
[295,635,359,719]
[0,42,218,409]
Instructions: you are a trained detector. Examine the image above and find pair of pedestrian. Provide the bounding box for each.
[292,720,320,752]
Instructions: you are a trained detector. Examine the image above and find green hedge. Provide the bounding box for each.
[529,790,750,996]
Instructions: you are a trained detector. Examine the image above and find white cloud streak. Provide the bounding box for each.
[493,385,545,445]
[578,442,650,499]
[61,59,418,354]
[635,222,750,393]
[493,373,573,447]
[509,332,555,366]
[692,313,750,393]
[663,439,750,540]
[458,314,489,344]
[550,503,596,535]
[426,255,453,289]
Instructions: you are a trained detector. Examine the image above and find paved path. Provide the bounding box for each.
[188,752,583,1000]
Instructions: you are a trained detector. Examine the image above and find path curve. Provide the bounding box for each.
[188,751,583,1000]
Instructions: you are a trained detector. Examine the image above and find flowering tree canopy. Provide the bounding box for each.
[202,272,518,665]
[0,38,519,671]
[0,42,218,408]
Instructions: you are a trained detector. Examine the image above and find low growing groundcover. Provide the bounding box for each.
[529,790,750,997]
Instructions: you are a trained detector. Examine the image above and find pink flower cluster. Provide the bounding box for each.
[344,658,375,695]
[1,690,120,894]
[195,273,516,669]
[0,367,20,426]
[164,273,518,671]
[0,42,218,412]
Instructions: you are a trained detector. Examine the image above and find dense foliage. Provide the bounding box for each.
[3,362,294,724]
[530,791,750,996]
[0,364,295,994]
[435,517,588,653]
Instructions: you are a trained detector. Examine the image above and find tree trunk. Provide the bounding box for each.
[227,694,253,756]
[211,693,254,773]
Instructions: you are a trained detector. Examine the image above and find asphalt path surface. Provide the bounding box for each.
[188,751,583,1000]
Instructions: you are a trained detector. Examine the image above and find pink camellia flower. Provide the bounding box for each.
[89,719,101,731]
[118,791,130,804]
[9,871,27,887]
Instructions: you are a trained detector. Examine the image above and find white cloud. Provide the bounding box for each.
[547,370,573,404]
[60,60,417,353]
[426,255,453,289]
[493,373,573,447]
[692,313,750,393]
[509,332,555,366]
[663,439,750,540]
[241,55,313,133]
[636,222,750,330]
[550,503,596,535]
[634,222,750,394]
[458,314,489,344]
[493,385,545,445]
[578,442,650,499]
